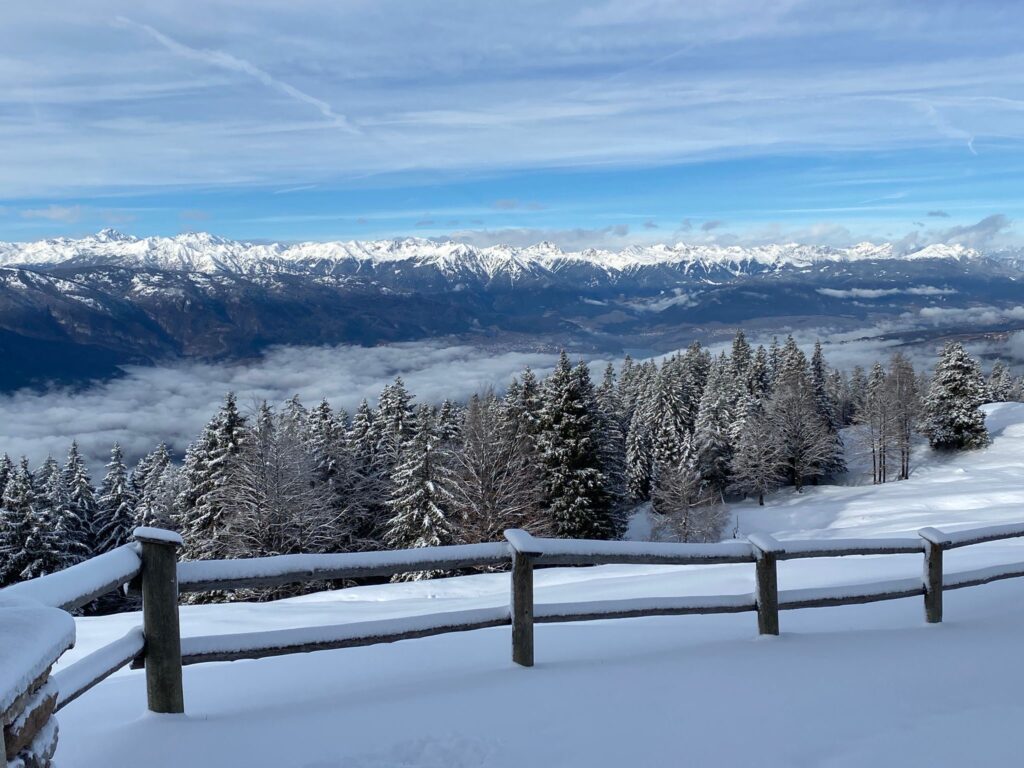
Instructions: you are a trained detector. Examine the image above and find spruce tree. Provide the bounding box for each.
[133,444,175,529]
[0,459,35,585]
[348,399,390,547]
[693,358,736,499]
[988,361,1014,402]
[595,363,629,536]
[21,479,70,580]
[923,342,990,450]
[385,404,459,576]
[178,393,247,559]
[537,353,615,539]
[95,443,137,552]
[729,396,784,505]
[0,454,12,500]
[45,460,89,566]
[63,441,98,557]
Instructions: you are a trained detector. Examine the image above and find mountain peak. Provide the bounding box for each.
[0,231,988,275]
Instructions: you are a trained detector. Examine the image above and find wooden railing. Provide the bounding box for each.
[4,519,1024,746]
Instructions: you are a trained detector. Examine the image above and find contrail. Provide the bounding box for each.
[114,16,360,134]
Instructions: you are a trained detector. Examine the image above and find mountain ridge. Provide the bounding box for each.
[0,229,988,278]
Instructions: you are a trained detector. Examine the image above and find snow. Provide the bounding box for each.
[536,593,755,619]
[132,527,183,546]
[778,577,924,608]
[920,521,1024,549]
[180,606,511,659]
[0,230,987,277]
[776,537,924,556]
[52,627,144,710]
[177,542,508,587]
[50,402,1024,766]
[0,597,74,713]
[944,561,1024,589]
[0,543,140,611]
[525,535,754,562]
[746,531,784,554]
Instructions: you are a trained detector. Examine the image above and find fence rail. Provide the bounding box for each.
[3,519,1024,751]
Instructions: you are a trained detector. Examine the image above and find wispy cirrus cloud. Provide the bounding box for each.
[112,16,359,134]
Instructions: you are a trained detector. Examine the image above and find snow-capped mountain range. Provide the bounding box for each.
[0,229,986,278]
[0,230,1020,391]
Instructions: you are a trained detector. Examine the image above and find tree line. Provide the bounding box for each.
[0,335,1015,602]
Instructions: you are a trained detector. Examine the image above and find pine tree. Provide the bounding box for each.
[95,443,137,552]
[693,357,737,499]
[376,377,416,467]
[0,459,35,585]
[988,361,1014,402]
[385,405,459,577]
[923,342,990,450]
[347,399,390,548]
[453,393,545,543]
[134,444,176,529]
[219,402,340,573]
[63,441,98,557]
[650,358,692,480]
[595,363,629,536]
[624,363,657,501]
[730,329,753,383]
[0,454,12,500]
[651,436,728,542]
[729,396,784,505]
[33,456,60,496]
[768,343,837,492]
[436,399,462,445]
[178,393,247,559]
[748,346,771,399]
[44,460,89,566]
[21,479,71,580]
[537,353,615,539]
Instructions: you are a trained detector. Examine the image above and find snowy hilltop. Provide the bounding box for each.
[0,229,985,277]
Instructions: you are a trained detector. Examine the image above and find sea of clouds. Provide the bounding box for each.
[0,324,1020,475]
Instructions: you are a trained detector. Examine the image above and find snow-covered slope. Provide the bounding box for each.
[55,403,1024,767]
[0,229,985,277]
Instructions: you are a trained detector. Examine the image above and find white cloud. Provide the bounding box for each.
[0,342,567,474]
[817,286,956,299]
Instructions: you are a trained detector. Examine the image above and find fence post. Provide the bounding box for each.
[504,529,543,667]
[919,528,946,624]
[134,527,185,714]
[748,533,783,636]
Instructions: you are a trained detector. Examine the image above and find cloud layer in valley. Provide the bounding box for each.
[0,343,572,473]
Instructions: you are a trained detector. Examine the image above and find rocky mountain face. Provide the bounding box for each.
[0,231,1021,390]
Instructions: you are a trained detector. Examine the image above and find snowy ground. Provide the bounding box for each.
[57,403,1024,767]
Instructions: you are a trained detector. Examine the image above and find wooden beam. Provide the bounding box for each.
[180,617,511,666]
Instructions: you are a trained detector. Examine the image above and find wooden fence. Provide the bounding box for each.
[4,520,1024,760]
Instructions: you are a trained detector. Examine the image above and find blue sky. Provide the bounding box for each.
[2,1,1023,249]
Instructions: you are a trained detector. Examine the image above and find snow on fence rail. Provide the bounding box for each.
[3,520,1024,761]
[1,543,141,612]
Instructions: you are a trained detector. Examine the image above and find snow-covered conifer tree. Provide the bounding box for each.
[178,393,247,559]
[0,459,35,585]
[385,404,459,576]
[729,396,784,505]
[537,353,615,539]
[63,441,98,557]
[0,454,12,500]
[923,342,989,451]
[95,443,137,553]
[651,437,728,542]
